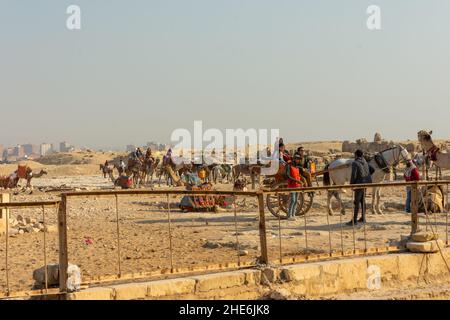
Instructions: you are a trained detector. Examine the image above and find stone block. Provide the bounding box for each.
[367,255,399,285]
[193,272,246,292]
[398,253,422,281]
[280,264,321,282]
[111,282,148,300]
[411,232,437,242]
[407,240,444,253]
[241,269,261,285]
[67,287,113,300]
[147,278,196,297]
[336,258,367,291]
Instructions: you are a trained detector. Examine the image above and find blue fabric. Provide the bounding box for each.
[405,187,412,213]
[184,172,202,186]
[288,192,299,218]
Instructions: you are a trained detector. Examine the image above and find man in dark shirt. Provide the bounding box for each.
[347,149,375,226]
[294,146,312,187]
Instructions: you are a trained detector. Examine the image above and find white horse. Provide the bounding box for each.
[323,145,410,215]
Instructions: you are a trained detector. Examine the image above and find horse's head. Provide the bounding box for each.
[397,145,411,163]
[382,145,410,167]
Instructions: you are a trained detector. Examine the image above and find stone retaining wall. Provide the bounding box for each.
[65,250,450,300]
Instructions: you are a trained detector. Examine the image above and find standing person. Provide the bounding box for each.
[286,154,303,220]
[404,160,420,213]
[347,149,375,226]
[119,158,126,175]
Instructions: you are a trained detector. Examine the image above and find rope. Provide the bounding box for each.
[416,188,450,275]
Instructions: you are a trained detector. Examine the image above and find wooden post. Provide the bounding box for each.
[1,192,10,296]
[58,194,69,294]
[257,192,269,264]
[411,183,419,235]
[0,193,10,235]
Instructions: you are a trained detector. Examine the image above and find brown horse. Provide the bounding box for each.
[232,164,261,189]
[99,164,115,182]
[142,157,160,187]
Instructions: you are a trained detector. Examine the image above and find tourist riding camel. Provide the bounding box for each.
[2,165,48,190]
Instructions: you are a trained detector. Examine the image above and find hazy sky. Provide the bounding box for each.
[1,0,449,149]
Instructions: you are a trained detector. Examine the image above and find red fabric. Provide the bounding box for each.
[17,165,27,179]
[427,146,440,162]
[282,152,292,163]
[287,166,301,188]
[404,168,420,182]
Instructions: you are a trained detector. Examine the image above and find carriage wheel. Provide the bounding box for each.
[298,193,314,215]
[266,182,305,219]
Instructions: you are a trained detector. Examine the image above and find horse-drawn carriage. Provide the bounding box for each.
[263,162,315,219]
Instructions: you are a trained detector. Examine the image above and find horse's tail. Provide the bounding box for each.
[323,165,330,186]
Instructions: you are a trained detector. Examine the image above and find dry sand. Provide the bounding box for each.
[0,146,448,295]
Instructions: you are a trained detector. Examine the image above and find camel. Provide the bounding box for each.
[323,145,410,215]
[157,159,191,187]
[125,157,145,188]
[24,168,47,189]
[8,167,48,190]
[417,130,450,171]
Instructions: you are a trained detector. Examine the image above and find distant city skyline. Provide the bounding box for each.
[1,1,449,149]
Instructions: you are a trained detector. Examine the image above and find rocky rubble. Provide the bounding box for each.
[7,215,57,236]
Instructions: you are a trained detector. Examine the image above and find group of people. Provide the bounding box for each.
[277,138,316,219]
[281,138,421,223]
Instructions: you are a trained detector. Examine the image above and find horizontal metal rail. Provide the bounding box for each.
[0,201,60,209]
[264,180,450,194]
[62,189,259,197]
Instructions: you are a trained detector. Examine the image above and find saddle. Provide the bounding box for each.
[17,165,28,179]
[374,153,390,173]
[418,185,444,213]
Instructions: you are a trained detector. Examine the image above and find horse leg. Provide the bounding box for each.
[370,188,376,214]
[376,187,383,215]
[327,191,334,216]
[335,191,345,215]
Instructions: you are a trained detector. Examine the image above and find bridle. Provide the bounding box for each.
[376,146,409,171]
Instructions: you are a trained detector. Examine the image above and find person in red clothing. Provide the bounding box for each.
[279,142,292,164]
[286,154,303,219]
[404,160,420,213]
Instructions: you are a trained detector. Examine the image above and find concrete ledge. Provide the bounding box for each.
[67,287,114,300]
[110,282,148,300]
[193,271,246,292]
[147,278,196,298]
[66,249,450,300]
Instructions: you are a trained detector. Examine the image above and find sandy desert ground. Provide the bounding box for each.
[0,144,449,294]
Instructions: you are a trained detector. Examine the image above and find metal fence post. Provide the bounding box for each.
[257,192,269,264]
[58,194,69,294]
[411,183,419,235]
